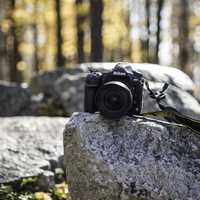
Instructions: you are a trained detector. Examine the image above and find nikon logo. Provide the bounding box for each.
[113,71,126,76]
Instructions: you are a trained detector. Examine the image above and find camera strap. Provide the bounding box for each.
[142,81,200,134]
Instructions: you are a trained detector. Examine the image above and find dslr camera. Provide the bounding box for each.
[84,63,144,119]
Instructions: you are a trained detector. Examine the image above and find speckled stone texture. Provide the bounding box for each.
[0,117,67,184]
[64,112,200,200]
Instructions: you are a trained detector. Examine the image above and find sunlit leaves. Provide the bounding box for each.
[103,0,132,62]
[13,8,30,25]
[52,183,71,200]
[34,192,51,200]
[1,19,12,32]
[1,0,136,73]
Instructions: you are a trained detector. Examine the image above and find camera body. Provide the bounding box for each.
[84,64,144,119]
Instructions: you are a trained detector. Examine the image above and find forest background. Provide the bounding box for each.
[0,0,199,83]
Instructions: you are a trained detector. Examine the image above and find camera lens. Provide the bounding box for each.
[95,81,133,119]
[104,92,124,111]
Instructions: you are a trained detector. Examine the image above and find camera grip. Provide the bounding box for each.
[84,86,96,113]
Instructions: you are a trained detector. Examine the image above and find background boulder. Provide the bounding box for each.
[143,82,200,120]
[30,67,83,96]
[79,63,194,91]
[0,117,67,188]
[54,73,85,115]
[0,82,31,116]
[64,112,200,200]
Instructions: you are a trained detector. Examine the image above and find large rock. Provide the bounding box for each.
[0,117,67,184]
[64,112,200,200]
[54,74,85,115]
[0,82,31,116]
[30,67,83,96]
[142,82,200,120]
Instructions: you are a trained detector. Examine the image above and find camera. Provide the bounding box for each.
[84,63,144,119]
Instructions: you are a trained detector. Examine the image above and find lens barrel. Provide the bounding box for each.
[95,81,133,119]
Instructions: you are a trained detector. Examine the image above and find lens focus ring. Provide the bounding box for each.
[95,81,133,119]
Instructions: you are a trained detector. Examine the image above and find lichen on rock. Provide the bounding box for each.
[64,112,200,200]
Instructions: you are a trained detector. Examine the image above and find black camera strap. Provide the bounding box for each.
[142,81,200,134]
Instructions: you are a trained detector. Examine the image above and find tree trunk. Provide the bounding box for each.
[55,0,65,67]
[8,0,22,82]
[33,24,39,72]
[0,0,9,80]
[124,4,132,61]
[145,0,151,62]
[0,28,9,80]
[33,0,39,73]
[90,0,103,62]
[155,0,164,64]
[76,0,86,63]
[178,0,190,73]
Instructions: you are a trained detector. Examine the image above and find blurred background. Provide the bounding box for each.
[0,0,200,83]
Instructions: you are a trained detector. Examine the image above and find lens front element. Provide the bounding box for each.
[95,81,133,119]
[105,92,124,111]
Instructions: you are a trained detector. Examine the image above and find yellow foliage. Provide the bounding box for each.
[53,183,71,200]
[132,39,142,62]
[19,43,35,54]
[2,0,133,72]
[13,8,31,25]
[17,61,27,71]
[62,0,76,59]
[1,19,11,33]
[75,2,89,16]
[34,192,51,200]
[103,0,130,51]
[44,10,55,26]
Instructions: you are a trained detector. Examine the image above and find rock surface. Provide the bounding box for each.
[64,112,200,200]
[0,82,31,116]
[54,74,85,115]
[30,67,83,96]
[143,82,200,120]
[0,117,67,184]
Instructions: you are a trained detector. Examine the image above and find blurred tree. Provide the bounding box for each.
[8,0,23,82]
[124,5,132,61]
[155,0,164,64]
[0,0,199,80]
[118,0,132,62]
[33,0,39,72]
[0,27,8,80]
[90,0,103,62]
[75,0,86,63]
[145,0,151,62]
[178,0,190,73]
[103,0,131,62]
[0,0,9,80]
[55,0,65,67]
